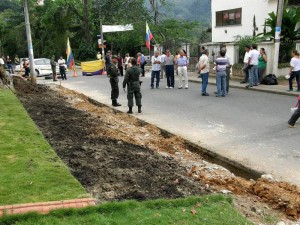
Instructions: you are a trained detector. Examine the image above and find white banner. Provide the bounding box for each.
[102,24,133,33]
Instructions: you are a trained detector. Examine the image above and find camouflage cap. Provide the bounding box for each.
[112,55,118,59]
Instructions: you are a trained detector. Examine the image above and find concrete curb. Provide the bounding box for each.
[189,78,299,97]
[0,198,95,217]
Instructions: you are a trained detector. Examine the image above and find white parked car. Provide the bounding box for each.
[15,58,60,76]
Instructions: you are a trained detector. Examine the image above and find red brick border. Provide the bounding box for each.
[0,198,95,217]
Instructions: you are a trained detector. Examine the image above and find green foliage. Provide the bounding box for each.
[259,6,300,41]
[150,19,201,54]
[235,36,261,63]
[232,63,244,70]
[278,62,291,69]
[0,195,253,225]
[76,43,97,61]
[0,89,86,205]
[0,0,210,60]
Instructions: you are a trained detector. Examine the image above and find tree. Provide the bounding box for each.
[260,6,300,41]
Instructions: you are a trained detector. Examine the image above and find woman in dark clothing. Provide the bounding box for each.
[288,95,300,128]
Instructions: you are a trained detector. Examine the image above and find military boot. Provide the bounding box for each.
[127,107,133,114]
[138,106,142,113]
[112,100,121,107]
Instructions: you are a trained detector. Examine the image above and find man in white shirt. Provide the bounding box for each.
[160,52,166,79]
[198,49,210,96]
[151,51,161,89]
[241,46,250,84]
[246,44,260,88]
[58,56,67,80]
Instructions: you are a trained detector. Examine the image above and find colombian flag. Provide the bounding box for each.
[66,38,74,69]
[146,22,153,50]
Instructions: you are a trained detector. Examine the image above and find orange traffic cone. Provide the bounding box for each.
[72,67,78,77]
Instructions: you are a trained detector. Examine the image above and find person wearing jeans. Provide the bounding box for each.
[164,50,175,88]
[215,49,228,97]
[246,45,259,88]
[150,51,161,89]
[241,46,250,84]
[176,50,189,89]
[288,50,300,92]
[198,49,210,96]
[288,95,300,128]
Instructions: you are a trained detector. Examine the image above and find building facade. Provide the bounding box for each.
[206,0,300,76]
[212,0,277,43]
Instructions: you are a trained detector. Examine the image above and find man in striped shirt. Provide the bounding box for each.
[214,50,229,97]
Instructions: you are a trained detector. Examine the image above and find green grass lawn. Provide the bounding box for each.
[0,89,86,205]
[0,195,252,225]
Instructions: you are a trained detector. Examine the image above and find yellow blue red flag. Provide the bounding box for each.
[146,22,153,50]
[66,38,74,69]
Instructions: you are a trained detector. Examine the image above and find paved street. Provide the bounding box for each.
[39,73,300,186]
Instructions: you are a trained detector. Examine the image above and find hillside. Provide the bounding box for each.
[146,0,211,26]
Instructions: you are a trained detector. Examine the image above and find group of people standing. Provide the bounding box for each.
[197,47,231,97]
[150,50,189,89]
[107,54,143,114]
[50,56,67,81]
[241,45,268,88]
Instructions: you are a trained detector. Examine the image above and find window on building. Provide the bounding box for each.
[216,8,242,27]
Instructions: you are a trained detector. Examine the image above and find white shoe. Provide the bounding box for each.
[178,86,183,89]
[166,86,170,89]
[170,87,174,89]
[185,86,188,89]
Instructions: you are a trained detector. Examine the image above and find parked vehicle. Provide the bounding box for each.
[15,58,59,76]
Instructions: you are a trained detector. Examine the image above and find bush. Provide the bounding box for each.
[75,43,97,61]
[278,62,290,69]
[235,36,261,63]
[279,42,295,63]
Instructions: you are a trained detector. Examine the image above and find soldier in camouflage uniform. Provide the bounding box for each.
[123,58,142,114]
[50,55,57,81]
[107,55,121,107]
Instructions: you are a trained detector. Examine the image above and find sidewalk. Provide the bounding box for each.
[188,72,299,97]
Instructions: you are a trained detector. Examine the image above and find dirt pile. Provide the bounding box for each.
[13,76,49,94]
[15,82,207,202]
[188,164,300,219]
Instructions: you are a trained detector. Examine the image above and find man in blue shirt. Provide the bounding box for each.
[138,52,146,77]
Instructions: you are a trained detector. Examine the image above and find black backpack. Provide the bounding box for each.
[261,74,278,85]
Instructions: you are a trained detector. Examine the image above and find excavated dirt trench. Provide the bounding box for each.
[13,77,300,223]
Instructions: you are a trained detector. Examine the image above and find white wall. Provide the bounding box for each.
[212,0,277,43]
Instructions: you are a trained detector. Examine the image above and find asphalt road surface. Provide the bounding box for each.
[39,72,300,186]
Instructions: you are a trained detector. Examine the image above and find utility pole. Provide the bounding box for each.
[100,19,104,58]
[99,0,105,59]
[23,0,36,83]
[272,0,284,76]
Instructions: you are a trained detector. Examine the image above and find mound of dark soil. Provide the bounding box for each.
[13,76,49,94]
[15,82,206,202]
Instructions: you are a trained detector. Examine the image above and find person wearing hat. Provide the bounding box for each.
[123,57,142,114]
[105,50,111,71]
[108,55,121,107]
[50,55,57,81]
